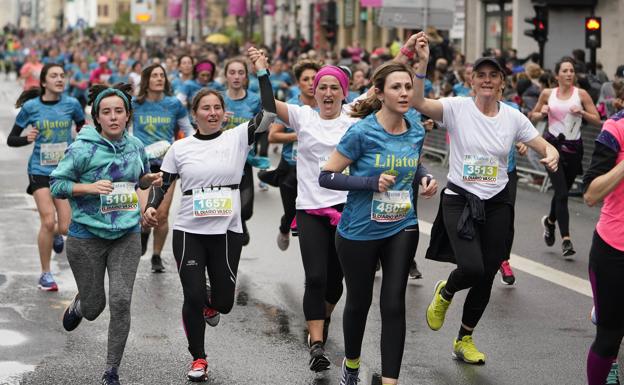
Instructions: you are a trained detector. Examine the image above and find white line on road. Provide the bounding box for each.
[418,220,593,298]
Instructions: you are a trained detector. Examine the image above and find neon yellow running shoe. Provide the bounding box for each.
[452,336,486,364]
[426,280,451,331]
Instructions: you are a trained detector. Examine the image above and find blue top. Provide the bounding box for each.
[71,70,90,99]
[336,110,426,240]
[453,83,471,97]
[131,95,189,146]
[182,79,225,104]
[15,95,85,176]
[109,72,130,84]
[222,91,261,130]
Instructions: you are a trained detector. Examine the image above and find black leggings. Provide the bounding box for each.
[504,170,518,261]
[547,152,582,238]
[172,230,244,360]
[336,226,419,379]
[278,159,297,234]
[296,209,344,321]
[240,162,254,234]
[589,231,624,357]
[443,193,510,328]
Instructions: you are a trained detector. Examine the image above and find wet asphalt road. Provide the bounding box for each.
[0,78,619,385]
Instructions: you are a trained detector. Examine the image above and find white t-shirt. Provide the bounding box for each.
[287,104,359,209]
[160,123,250,234]
[441,97,539,199]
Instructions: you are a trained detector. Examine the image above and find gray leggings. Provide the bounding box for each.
[66,232,141,368]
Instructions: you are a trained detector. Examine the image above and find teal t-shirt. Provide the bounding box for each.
[222,91,261,130]
[336,110,426,240]
[132,95,188,146]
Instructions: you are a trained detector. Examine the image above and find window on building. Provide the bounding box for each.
[103,5,109,17]
[483,1,512,52]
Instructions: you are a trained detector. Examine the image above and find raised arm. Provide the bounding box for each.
[248,47,290,125]
[409,32,443,122]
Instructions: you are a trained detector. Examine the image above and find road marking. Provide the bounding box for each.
[418,220,593,298]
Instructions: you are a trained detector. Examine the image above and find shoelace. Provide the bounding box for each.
[432,294,450,317]
[500,261,513,276]
[191,359,208,371]
[342,369,361,385]
[203,307,218,318]
[459,337,480,355]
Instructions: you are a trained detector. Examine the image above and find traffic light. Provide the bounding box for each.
[524,4,548,44]
[585,17,601,49]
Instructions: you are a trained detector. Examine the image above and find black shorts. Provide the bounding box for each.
[27,174,50,195]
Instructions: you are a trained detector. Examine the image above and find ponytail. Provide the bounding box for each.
[349,95,382,119]
[15,88,42,108]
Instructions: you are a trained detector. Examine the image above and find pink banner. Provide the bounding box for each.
[190,0,207,18]
[360,0,382,7]
[228,0,248,17]
[168,0,183,19]
[264,0,276,15]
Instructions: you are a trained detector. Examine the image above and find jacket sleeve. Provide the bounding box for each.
[50,144,83,199]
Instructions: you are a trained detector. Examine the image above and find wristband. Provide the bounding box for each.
[415,73,427,79]
[256,68,268,77]
[400,46,415,60]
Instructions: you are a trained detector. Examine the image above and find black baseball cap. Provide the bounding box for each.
[473,57,505,74]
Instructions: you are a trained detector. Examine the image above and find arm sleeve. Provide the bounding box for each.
[318,170,379,191]
[73,99,86,123]
[50,144,82,198]
[582,131,620,193]
[246,73,277,144]
[7,124,28,147]
[145,171,179,210]
[414,162,431,182]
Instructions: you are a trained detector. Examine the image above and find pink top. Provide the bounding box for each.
[20,62,43,90]
[596,118,624,251]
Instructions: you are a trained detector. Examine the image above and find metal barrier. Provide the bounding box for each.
[421,123,603,193]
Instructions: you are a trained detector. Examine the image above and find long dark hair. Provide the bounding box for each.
[15,63,64,108]
[88,83,134,132]
[135,64,173,104]
[350,62,414,119]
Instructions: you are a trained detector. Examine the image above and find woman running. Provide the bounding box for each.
[171,55,194,96]
[7,63,85,291]
[132,63,193,272]
[319,60,437,385]
[530,57,601,258]
[141,70,275,382]
[266,59,321,250]
[248,46,368,373]
[410,32,559,365]
[50,83,162,385]
[178,59,225,108]
[583,82,624,385]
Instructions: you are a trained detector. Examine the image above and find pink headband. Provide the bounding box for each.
[195,62,214,74]
[313,66,349,99]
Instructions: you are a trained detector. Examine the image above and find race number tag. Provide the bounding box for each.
[40,142,68,166]
[100,182,139,213]
[319,155,349,175]
[144,140,171,160]
[563,113,582,139]
[462,155,498,183]
[371,190,412,222]
[192,188,233,217]
[291,141,298,162]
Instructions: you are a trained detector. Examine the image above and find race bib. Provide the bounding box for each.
[291,141,298,162]
[563,113,582,139]
[40,142,68,166]
[144,140,171,160]
[319,155,349,175]
[100,182,139,213]
[371,190,412,222]
[192,188,233,217]
[462,155,498,183]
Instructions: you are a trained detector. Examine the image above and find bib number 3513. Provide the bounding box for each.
[371,190,411,222]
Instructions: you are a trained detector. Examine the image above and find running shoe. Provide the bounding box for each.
[562,239,576,259]
[499,260,515,285]
[409,260,423,279]
[203,306,220,327]
[452,335,486,364]
[277,231,290,251]
[339,358,360,385]
[52,235,64,254]
[258,181,270,191]
[607,362,620,385]
[38,272,58,292]
[151,254,165,273]
[309,341,331,372]
[101,368,121,385]
[187,358,208,382]
[542,215,555,247]
[62,293,82,331]
[140,231,150,256]
[426,280,451,331]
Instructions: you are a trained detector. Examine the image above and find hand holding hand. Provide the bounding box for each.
[247,47,269,71]
[26,128,39,143]
[378,173,396,193]
[420,176,438,198]
[142,207,158,228]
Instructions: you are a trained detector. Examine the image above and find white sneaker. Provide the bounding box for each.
[277,232,290,251]
[258,181,269,191]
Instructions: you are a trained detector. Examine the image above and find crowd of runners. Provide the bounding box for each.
[4,27,624,385]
